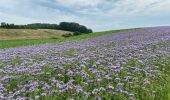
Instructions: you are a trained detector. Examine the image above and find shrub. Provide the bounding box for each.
[62,33,73,37]
[73,31,81,35]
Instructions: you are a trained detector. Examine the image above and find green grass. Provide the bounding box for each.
[0,28,141,49]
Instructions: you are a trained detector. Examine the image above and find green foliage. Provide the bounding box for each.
[1,22,16,29]
[0,22,93,34]
[1,22,60,29]
[73,31,82,35]
[62,33,73,37]
[59,22,93,34]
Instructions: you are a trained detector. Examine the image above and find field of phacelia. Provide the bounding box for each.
[0,26,170,100]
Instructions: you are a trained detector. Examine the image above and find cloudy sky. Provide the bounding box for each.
[0,0,170,31]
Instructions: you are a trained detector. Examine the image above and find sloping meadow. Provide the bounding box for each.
[0,26,170,100]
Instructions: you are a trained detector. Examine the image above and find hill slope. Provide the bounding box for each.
[0,26,169,99]
[0,29,73,40]
[0,28,140,48]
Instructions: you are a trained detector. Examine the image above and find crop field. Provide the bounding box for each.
[0,27,170,100]
[0,29,73,40]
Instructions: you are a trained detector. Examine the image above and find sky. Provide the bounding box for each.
[0,0,170,31]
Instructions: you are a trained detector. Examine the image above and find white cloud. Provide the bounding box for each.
[0,0,170,31]
[55,0,103,8]
[52,0,170,20]
[0,0,19,9]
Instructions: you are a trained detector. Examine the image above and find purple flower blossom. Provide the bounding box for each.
[0,26,169,99]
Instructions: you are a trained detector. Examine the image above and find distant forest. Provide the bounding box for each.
[0,22,93,34]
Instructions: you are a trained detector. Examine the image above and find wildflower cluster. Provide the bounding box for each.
[0,26,170,100]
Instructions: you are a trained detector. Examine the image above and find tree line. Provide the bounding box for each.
[0,22,93,35]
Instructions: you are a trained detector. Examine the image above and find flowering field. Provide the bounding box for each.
[0,26,170,100]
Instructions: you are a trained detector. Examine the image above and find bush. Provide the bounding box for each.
[62,33,73,37]
[59,22,93,34]
[73,31,81,35]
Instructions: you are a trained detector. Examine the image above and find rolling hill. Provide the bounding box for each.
[0,26,169,99]
[0,28,73,40]
[0,28,139,48]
